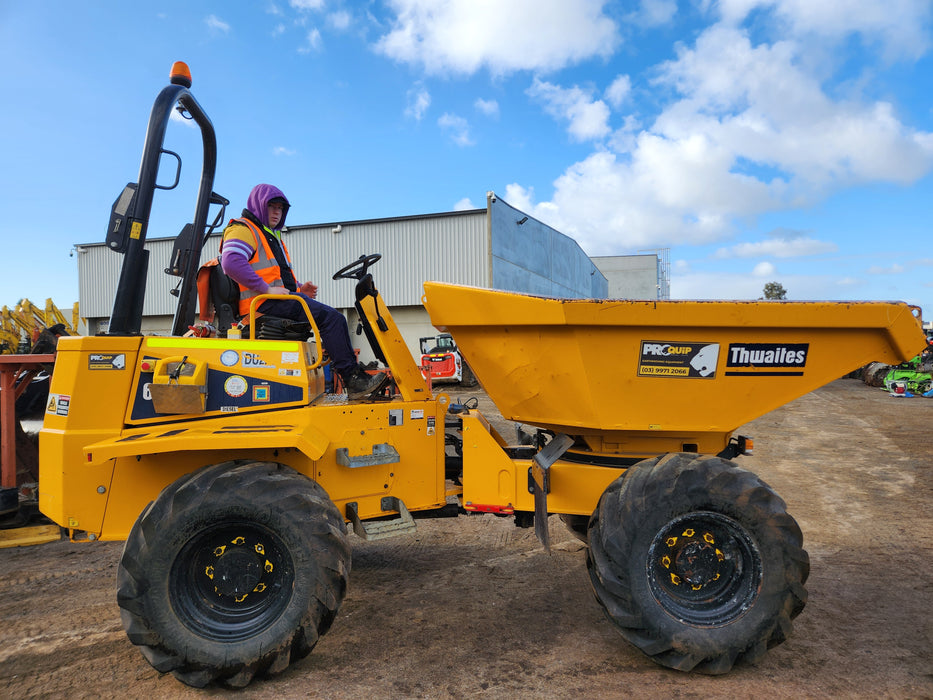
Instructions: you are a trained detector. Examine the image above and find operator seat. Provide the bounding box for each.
[205,263,312,341]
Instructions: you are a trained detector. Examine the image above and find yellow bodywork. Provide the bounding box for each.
[39,301,447,540]
[40,279,928,541]
[423,282,927,455]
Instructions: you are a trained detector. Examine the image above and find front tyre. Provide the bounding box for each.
[117,461,350,688]
[587,453,808,674]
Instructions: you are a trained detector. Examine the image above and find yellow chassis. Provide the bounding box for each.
[39,283,927,542]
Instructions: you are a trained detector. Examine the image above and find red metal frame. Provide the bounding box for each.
[0,354,55,489]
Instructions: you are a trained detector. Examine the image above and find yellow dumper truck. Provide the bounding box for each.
[39,63,928,688]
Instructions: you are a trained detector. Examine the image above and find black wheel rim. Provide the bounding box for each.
[646,511,761,626]
[171,521,294,642]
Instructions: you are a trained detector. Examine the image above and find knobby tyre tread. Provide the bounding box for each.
[586,453,809,674]
[117,461,350,688]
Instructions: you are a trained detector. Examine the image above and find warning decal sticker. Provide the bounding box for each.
[46,393,72,416]
[638,341,720,378]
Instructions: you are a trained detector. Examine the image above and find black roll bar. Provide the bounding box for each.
[107,65,217,336]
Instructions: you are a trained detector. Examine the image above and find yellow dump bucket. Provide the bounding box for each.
[423,282,926,445]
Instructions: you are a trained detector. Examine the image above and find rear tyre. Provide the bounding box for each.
[587,453,808,674]
[117,461,350,688]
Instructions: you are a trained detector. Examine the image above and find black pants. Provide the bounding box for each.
[259,294,357,377]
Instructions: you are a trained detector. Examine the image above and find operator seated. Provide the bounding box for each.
[220,183,388,400]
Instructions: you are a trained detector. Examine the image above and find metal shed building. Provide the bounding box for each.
[77,192,608,364]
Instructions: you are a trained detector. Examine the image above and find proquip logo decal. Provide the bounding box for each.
[725,343,809,376]
[638,341,720,378]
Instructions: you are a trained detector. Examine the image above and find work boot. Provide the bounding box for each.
[344,367,390,400]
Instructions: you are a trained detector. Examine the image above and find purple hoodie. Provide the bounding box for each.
[221,184,294,293]
[246,183,290,230]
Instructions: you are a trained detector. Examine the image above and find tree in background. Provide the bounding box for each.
[762,281,787,300]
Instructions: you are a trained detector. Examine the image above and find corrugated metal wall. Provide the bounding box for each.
[77,209,488,322]
[77,199,623,339]
[77,238,193,319]
[286,210,488,310]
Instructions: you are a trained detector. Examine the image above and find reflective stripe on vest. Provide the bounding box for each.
[228,217,293,316]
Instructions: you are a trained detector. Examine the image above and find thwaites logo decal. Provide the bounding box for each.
[725,343,809,376]
[638,341,720,378]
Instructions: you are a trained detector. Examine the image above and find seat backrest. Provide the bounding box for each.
[209,263,240,336]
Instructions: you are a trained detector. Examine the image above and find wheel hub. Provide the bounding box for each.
[647,511,761,626]
[210,544,265,599]
[172,523,291,642]
[673,537,722,587]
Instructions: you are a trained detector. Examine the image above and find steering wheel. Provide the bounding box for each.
[332,253,382,281]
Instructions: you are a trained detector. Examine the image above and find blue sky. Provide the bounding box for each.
[2,0,932,316]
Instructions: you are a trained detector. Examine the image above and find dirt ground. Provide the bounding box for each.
[1,378,931,699]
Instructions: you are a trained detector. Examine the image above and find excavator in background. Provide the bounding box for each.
[1,298,80,354]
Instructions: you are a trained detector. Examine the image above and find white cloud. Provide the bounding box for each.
[405,83,431,120]
[509,19,933,256]
[290,0,324,10]
[375,0,619,76]
[273,146,297,156]
[453,197,475,210]
[653,25,933,187]
[474,98,499,118]
[670,270,779,300]
[527,78,611,142]
[298,28,323,53]
[631,0,677,27]
[715,236,838,259]
[670,267,847,301]
[752,261,777,276]
[867,263,906,275]
[716,0,932,60]
[205,15,230,33]
[438,113,474,146]
[605,75,632,109]
[329,11,351,30]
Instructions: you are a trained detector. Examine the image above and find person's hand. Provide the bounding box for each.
[266,285,290,296]
[299,281,318,299]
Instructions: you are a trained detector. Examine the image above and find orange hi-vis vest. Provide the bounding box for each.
[225,217,293,316]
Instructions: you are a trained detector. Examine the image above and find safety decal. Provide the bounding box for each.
[253,385,270,402]
[224,375,248,398]
[220,350,239,366]
[281,351,300,364]
[46,393,71,416]
[278,368,302,377]
[725,343,809,376]
[638,341,719,378]
[88,353,126,370]
[410,409,424,420]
